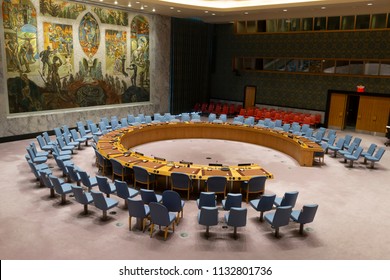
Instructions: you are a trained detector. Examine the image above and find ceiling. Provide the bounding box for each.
[84,0,390,23]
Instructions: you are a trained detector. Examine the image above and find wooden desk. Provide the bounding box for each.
[97,122,322,182]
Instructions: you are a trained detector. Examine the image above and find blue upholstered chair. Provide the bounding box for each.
[30,142,49,158]
[89,123,103,136]
[274,191,299,208]
[208,113,217,122]
[338,142,357,157]
[140,188,162,204]
[198,206,219,237]
[27,160,51,186]
[264,206,293,237]
[206,176,227,197]
[321,134,336,154]
[363,147,385,168]
[95,150,111,175]
[70,129,87,149]
[197,192,216,209]
[362,143,377,164]
[49,175,74,204]
[76,121,91,134]
[328,138,345,157]
[222,193,242,210]
[343,146,363,167]
[114,180,139,208]
[90,190,119,220]
[224,207,247,239]
[240,175,267,203]
[342,134,353,149]
[149,202,176,240]
[26,147,47,164]
[290,204,319,235]
[66,165,81,186]
[78,170,98,192]
[344,137,362,150]
[322,129,336,142]
[127,198,150,232]
[110,158,131,181]
[249,194,276,222]
[171,172,192,200]
[96,175,116,197]
[51,144,72,160]
[71,185,94,215]
[42,132,57,146]
[57,136,75,154]
[133,165,156,190]
[63,133,79,149]
[162,190,185,225]
[39,172,56,197]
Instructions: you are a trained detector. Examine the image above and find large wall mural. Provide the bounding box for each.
[2,0,150,114]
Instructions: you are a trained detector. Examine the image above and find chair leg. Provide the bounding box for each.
[129,216,132,231]
[259,212,264,222]
[83,204,88,215]
[164,227,168,240]
[150,223,154,237]
[299,223,304,235]
[49,188,55,198]
[274,227,280,238]
[61,194,66,204]
[142,218,146,232]
[233,227,238,239]
[102,210,107,220]
[205,226,210,237]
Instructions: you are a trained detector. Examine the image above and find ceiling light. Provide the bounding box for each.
[321,7,326,9]
[367,3,373,5]
[136,1,140,3]
[212,13,216,16]
[114,1,118,4]
[177,10,181,13]
[283,9,287,12]
[128,3,131,7]
[205,11,209,13]
[170,7,174,10]
[144,5,148,7]
[152,8,156,12]
[244,12,249,15]
[140,5,144,10]
[100,0,103,2]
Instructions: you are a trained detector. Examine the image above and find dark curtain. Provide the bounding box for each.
[170,18,214,114]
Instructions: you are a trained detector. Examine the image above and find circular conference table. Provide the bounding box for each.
[97,122,324,192]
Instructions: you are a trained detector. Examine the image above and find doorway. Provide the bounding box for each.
[345,95,360,129]
[244,85,256,109]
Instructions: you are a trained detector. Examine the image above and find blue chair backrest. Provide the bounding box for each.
[128,198,148,218]
[364,143,377,156]
[162,190,182,212]
[256,194,276,212]
[54,127,63,138]
[224,193,242,209]
[171,172,190,189]
[78,170,92,187]
[40,172,53,188]
[91,190,108,209]
[110,159,123,174]
[115,180,129,199]
[140,189,158,204]
[133,166,149,183]
[328,134,336,146]
[198,192,216,208]
[207,176,227,192]
[150,202,170,226]
[280,191,299,207]
[351,137,362,147]
[247,176,267,192]
[374,147,385,160]
[49,175,65,194]
[199,206,218,226]
[67,165,80,182]
[335,138,345,149]
[220,114,227,122]
[296,204,318,224]
[352,146,363,158]
[272,206,292,227]
[282,123,290,132]
[96,175,111,193]
[72,185,89,204]
[227,207,247,227]
[344,134,352,145]
[127,114,135,123]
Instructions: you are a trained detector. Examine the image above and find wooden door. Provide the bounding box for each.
[357,96,390,133]
[244,86,256,109]
[328,93,347,129]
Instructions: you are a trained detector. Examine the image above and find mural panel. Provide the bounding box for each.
[39,0,86,19]
[79,12,100,57]
[105,30,127,76]
[93,7,128,26]
[128,15,150,102]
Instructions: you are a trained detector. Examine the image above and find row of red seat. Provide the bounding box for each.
[194,102,243,116]
[194,102,322,125]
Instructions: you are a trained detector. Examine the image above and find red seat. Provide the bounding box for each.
[238,108,246,116]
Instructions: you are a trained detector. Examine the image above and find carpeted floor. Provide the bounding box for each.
[0,127,389,260]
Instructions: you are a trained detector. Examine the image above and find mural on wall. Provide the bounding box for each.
[3,1,151,113]
[127,15,150,102]
[105,30,127,76]
[93,7,128,26]
[78,12,100,57]
[40,0,86,19]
